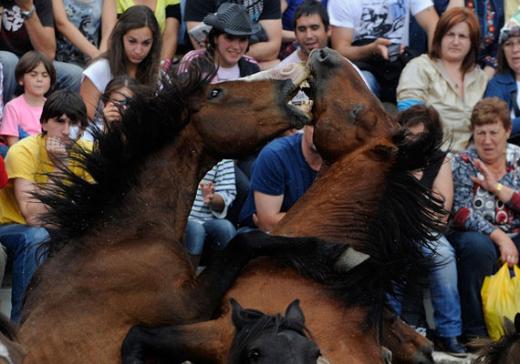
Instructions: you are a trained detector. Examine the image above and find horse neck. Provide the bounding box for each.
[119,127,217,244]
[273,140,392,249]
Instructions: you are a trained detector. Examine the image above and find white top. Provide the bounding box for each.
[189,159,236,222]
[82,58,113,93]
[216,65,240,82]
[327,0,433,46]
[278,49,304,68]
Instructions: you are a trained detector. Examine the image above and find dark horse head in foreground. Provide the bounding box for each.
[18,63,311,363]
[229,299,328,364]
[474,313,520,364]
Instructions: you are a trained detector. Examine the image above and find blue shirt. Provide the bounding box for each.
[282,0,304,30]
[485,71,520,136]
[239,133,317,226]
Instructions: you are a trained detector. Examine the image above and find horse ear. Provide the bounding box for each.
[504,316,516,335]
[285,299,305,326]
[369,144,397,161]
[230,298,247,330]
[515,312,520,333]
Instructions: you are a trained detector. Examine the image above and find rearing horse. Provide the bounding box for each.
[121,48,443,363]
[17,68,309,363]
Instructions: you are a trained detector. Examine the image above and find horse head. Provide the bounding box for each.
[181,64,310,159]
[474,313,520,364]
[305,48,396,163]
[383,311,434,364]
[228,298,328,364]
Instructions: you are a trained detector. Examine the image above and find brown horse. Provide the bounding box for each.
[17,68,309,363]
[121,48,441,363]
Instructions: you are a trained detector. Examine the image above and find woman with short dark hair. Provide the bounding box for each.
[449,97,520,340]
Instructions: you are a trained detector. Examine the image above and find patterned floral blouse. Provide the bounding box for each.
[452,144,520,235]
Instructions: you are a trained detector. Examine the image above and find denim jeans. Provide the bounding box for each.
[360,70,381,98]
[0,51,83,103]
[184,219,237,255]
[428,234,462,337]
[387,234,462,337]
[0,224,49,323]
[448,231,520,337]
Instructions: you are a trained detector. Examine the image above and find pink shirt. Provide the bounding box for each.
[0,95,43,138]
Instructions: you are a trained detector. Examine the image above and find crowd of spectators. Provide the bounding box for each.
[1,0,520,355]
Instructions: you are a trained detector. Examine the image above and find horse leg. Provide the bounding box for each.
[122,320,227,364]
[188,231,337,319]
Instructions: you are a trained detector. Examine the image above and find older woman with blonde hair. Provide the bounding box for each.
[449,97,520,340]
[397,7,488,152]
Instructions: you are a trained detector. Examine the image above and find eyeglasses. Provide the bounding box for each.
[109,98,131,107]
[503,38,520,49]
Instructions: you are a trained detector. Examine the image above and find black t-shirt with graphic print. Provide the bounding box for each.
[185,0,281,23]
[0,0,54,56]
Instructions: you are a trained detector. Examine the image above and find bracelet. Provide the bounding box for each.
[495,183,504,193]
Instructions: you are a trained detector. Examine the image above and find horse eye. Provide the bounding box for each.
[209,88,222,99]
[248,349,261,360]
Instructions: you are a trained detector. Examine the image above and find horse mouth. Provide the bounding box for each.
[240,64,313,129]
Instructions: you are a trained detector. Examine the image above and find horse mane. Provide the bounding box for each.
[228,307,312,363]
[282,127,446,327]
[37,65,215,256]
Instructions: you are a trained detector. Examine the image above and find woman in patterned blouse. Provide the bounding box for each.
[449,97,520,339]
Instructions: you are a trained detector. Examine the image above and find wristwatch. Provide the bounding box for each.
[20,5,36,20]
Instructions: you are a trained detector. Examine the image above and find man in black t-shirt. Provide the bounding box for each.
[185,0,282,69]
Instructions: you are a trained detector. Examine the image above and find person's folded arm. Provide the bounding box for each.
[331,26,391,61]
[414,6,439,51]
[253,191,285,233]
[99,0,117,52]
[396,57,430,110]
[14,178,47,226]
[247,19,282,62]
[52,0,100,59]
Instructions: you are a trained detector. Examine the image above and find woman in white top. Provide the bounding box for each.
[80,5,161,121]
[397,7,488,152]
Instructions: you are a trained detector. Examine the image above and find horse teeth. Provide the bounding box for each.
[299,80,310,89]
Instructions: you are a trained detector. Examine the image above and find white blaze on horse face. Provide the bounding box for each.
[317,356,330,364]
[0,342,14,364]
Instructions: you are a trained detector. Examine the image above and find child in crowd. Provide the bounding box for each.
[0,51,56,148]
[0,90,91,323]
[101,76,140,127]
[185,159,237,268]
[83,76,140,141]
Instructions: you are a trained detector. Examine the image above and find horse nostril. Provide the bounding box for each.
[319,49,328,62]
